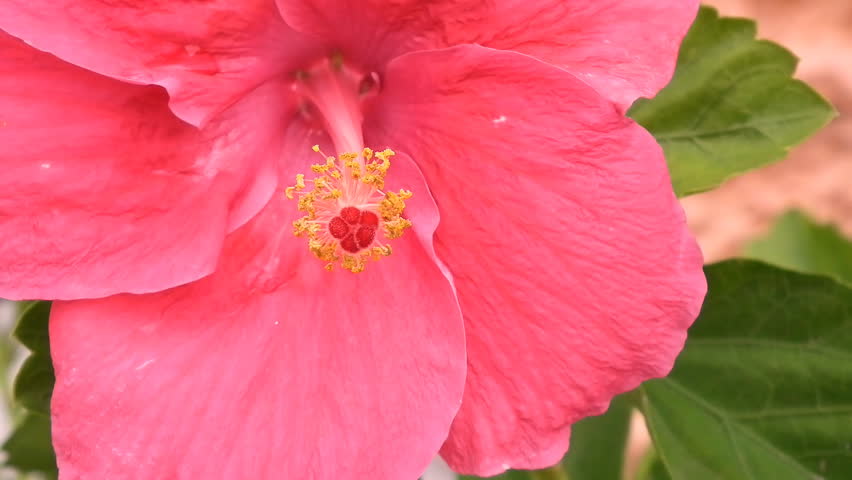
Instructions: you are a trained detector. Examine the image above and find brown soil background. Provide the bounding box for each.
[686,0,852,261]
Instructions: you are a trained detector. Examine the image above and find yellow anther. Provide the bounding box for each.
[322,189,342,200]
[379,190,412,220]
[341,254,365,273]
[295,174,306,190]
[361,174,383,189]
[297,193,316,214]
[345,160,362,179]
[374,149,393,175]
[371,245,392,257]
[309,239,337,262]
[314,177,329,190]
[384,218,413,239]
[293,217,321,237]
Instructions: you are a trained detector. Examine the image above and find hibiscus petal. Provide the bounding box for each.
[0,1,312,126]
[49,124,466,479]
[365,46,706,475]
[0,32,289,300]
[200,78,293,232]
[276,0,698,109]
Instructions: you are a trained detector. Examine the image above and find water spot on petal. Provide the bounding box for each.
[135,359,156,371]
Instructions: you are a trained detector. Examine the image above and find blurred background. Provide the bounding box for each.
[1,0,849,479]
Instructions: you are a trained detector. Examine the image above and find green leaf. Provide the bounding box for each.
[5,301,57,476]
[564,394,632,480]
[746,210,852,286]
[13,353,54,414]
[459,395,632,480]
[14,301,51,353]
[3,412,58,479]
[629,6,836,197]
[640,260,852,479]
[13,301,55,415]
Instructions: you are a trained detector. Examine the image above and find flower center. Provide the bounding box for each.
[286,147,413,273]
[287,55,412,273]
[329,207,379,253]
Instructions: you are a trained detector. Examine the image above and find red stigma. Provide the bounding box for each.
[328,217,349,239]
[360,211,379,227]
[340,206,361,224]
[340,234,359,253]
[328,207,379,253]
[355,225,377,248]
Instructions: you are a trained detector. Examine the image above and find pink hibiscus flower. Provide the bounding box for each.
[0,1,706,479]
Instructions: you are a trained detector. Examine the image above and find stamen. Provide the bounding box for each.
[286,147,413,273]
